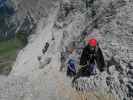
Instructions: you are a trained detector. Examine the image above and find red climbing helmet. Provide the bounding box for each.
[88,38,97,47]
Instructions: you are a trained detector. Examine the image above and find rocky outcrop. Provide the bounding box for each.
[0,0,133,100]
[50,0,133,100]
[69,0,133,100]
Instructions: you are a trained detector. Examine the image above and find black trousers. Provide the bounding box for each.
[67,67,76,77]
[72,66,91,83]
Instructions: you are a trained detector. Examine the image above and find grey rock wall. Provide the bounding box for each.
[57,0,133,100]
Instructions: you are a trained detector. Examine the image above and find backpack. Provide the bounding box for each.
[88,46,98,62]
[87,46,98,74]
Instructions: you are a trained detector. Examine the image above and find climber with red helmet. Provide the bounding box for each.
[72,38,105,83]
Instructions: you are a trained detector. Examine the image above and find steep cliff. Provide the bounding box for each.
[0,0,133,100]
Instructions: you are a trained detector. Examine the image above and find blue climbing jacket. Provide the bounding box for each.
[67,59,76,77]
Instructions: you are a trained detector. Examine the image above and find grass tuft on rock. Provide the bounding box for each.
[0,38,24,75]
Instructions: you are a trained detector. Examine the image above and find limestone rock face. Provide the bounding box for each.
[0,0,133,100]
[12,0,58,22]
[71,0,133,100]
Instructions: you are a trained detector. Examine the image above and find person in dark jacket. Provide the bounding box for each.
[72,38,105,83]
[67,59,76,77]
[42,42,49,54]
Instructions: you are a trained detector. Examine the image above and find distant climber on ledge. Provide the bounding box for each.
[72,38,106,83]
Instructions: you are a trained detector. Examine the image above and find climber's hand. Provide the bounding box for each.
[78,65,86,70]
